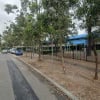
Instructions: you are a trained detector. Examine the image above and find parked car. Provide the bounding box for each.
[15,48,23,56]
[10,48,16,54]
[1,49,8,54]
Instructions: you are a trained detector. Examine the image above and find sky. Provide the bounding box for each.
[0,0,21,35]
[0,0,86,35]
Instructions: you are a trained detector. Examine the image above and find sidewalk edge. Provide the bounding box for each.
[17,57,78,100]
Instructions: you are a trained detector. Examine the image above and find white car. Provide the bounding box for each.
[10,48,16,54]
[2,49,8,54]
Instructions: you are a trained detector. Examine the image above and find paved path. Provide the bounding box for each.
[0,54,67,100]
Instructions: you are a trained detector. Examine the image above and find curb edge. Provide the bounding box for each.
[16,57,78,100]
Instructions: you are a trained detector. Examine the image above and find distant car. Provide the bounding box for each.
[10,48,16,54]
[7,49,10,53]
[1,49,8,54]
[15,49,23,56]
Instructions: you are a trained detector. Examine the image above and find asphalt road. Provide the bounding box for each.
[0,54,68,100]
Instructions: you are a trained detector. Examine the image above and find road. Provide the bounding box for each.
[0,54,68,100]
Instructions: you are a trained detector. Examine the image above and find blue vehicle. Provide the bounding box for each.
[15,48,23,56]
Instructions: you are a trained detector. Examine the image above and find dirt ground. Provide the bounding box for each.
[18,53,100,100]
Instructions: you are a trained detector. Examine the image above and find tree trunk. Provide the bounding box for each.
[60,36,66,74]
[32,46,34,57]
[72,45,74,59]
[31,46,33,59]
[29,40,33,59]
[55,42,57,56]
[38,40,41,61]
[73,50,74,59]
[63,46,65,57]
[87,27,92,56]
[26,46,28,57]
[80,45,81,60]
[51,38,54,63]
[94,55,98,80]
[93,42,98,80]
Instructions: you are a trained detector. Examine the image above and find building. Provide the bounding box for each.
[66,33,100,51]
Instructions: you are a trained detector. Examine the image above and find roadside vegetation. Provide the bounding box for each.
[1,0,100,79]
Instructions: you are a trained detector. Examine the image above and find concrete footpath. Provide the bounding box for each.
[11,58,58,100]
[15,53,100,100]
[15,55,78,100]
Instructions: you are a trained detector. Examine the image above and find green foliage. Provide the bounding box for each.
[20,0,29,12]
[29,1,38,14]
[5,4,17,14]
[76,0,100,29]
[42,0,73,40]
[3,26,20,47]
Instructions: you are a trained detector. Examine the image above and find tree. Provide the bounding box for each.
[4,3,25,47]
[24,14,35,58]
[42,0,73,73]
[5,4,17,14]
[33,14,45,61]
[76,0,100,79]
[28,0,47,61]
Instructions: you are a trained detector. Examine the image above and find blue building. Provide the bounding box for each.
[66,33,100,51]
[68,33,87,45]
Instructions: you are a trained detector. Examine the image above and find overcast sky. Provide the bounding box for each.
[0,0,21,35]
[0,0,86,35]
